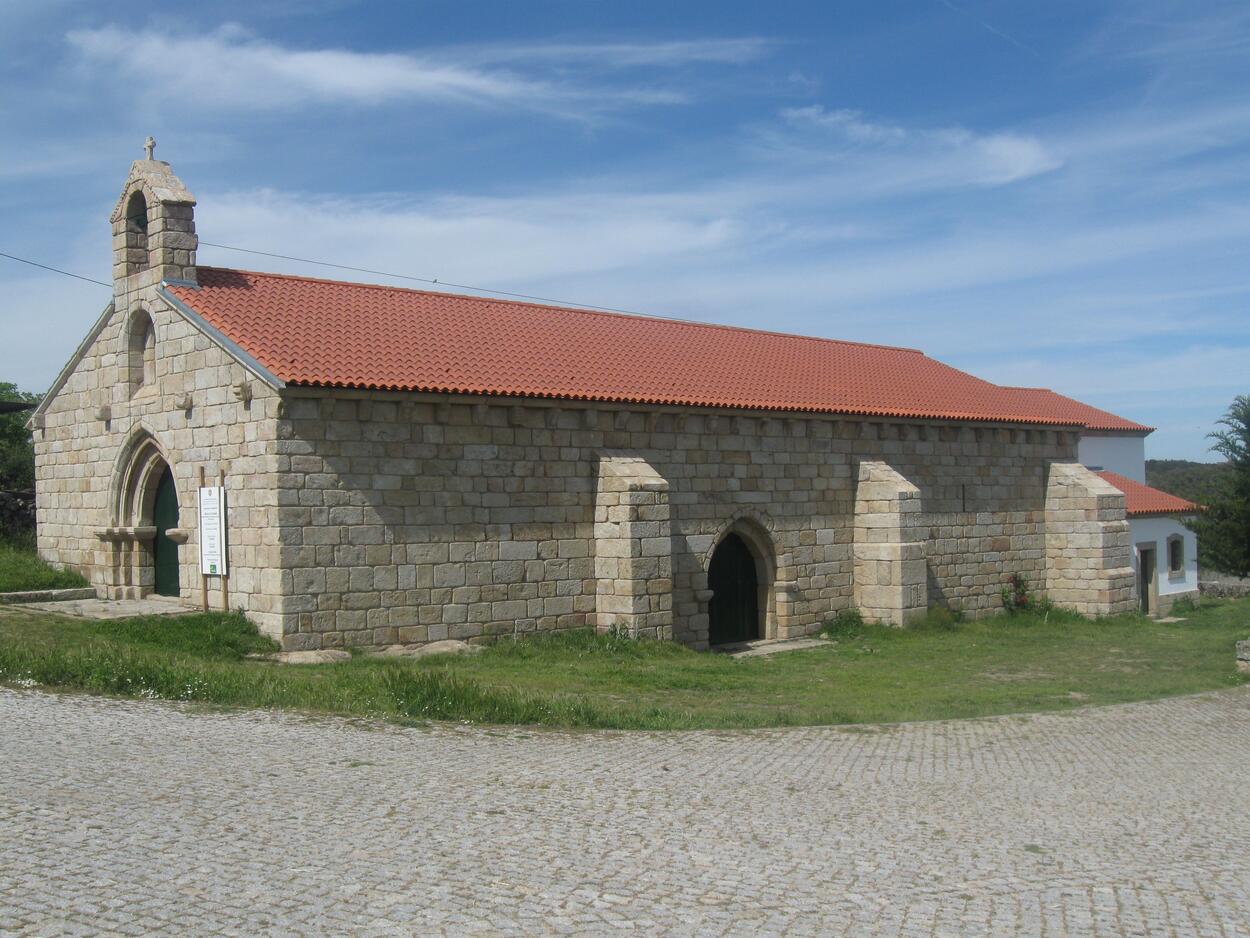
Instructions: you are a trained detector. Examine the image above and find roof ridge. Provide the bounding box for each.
[195,265,928,357]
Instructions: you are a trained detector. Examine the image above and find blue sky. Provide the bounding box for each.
[2,0,1248,460]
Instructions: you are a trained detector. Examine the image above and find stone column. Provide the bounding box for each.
[853,461,927,625]
[1044,463,1134,615]
[593,454,673,639]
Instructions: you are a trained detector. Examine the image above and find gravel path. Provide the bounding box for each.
[2,686,1249,936]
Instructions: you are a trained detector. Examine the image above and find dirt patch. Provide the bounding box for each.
[981,669,1054,683]
[1095,658,1150,673]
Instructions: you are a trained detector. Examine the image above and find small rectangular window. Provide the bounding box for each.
[1167,536,1184,574]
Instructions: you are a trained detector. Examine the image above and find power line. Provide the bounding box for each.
[198,241,650,316]
[2,242,661,320]
[0,251,110,287]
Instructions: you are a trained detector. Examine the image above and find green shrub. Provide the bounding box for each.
[819,608,865,638]
[998,573,1058,618]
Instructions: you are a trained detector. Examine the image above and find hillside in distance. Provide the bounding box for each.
[1145,459,1233,505]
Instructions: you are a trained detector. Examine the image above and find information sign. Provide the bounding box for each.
[198,486,228,576]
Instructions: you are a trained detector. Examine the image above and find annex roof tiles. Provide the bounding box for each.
[1095,471,1198,516]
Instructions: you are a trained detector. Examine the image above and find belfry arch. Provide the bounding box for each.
[123,189,150,274]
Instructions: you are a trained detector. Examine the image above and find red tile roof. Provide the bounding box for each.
[166,267,1148,428]
[1096,471,1198,516]
[1000,387,1152,433]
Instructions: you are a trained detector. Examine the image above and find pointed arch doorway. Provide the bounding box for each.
[708,532,762,645]
[151,466,180,596]
[107,430,182,599]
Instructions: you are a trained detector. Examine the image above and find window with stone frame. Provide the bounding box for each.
[1167,533,1185,576]
[126,309,156,396]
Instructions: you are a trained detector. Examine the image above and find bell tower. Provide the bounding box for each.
[109,137,198,300]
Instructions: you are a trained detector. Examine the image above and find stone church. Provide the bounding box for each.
[31,147,1150,650]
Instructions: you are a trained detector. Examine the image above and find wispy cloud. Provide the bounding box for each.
[936,0,1043,60]
[774,105,1061,186]
[196,186,747,287]
[452,38,775,69]
[1082,0,1250,65]
[64,25,696,116]
[781,107,908,144]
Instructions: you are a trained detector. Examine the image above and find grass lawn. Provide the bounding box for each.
[1,600,1247,730]
[0,541,89,593]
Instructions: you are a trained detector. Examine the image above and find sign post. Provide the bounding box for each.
[198,467,208,611]
[218,469,229,612]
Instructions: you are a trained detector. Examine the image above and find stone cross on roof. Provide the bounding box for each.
[144,136,155,160]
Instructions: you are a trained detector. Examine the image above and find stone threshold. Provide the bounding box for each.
[0,587,97,605]
[7,596,195,619]
[712,636,831,659]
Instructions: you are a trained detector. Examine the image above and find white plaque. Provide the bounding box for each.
[198,485,228,576]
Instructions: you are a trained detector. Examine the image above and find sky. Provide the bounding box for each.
[1,0,1248,460]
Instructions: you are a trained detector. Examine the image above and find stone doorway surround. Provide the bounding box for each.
[94,429,187,600]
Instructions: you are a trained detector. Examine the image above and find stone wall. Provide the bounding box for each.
[36,323,1131,649]
[32,286,286,638]
[272,390,1082,650]
[1043,463,1135,615]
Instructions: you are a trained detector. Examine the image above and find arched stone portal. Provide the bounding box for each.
[99,430,182,599]
[706,523,775,645]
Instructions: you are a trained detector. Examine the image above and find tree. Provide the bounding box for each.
[0,382,40,492]
[1190,394,1250,577]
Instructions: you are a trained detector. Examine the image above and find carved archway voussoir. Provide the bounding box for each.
[700,507,781,572]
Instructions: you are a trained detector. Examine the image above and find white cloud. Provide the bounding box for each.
[64,25,689,116]
[778,105,1061,186]
[453,38,774,69]
[1081,0,1250,66]
[195,187,746,288]
[781,106,908,144]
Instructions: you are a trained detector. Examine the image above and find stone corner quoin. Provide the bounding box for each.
[30,149,1137,652]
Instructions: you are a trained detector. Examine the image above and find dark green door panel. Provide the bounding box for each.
[152,466,180,597]
[708,533,759,645]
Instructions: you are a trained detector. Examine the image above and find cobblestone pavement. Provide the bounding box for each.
[3,687,1249,937]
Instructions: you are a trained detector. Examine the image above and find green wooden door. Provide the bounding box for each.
[152,467,180,597]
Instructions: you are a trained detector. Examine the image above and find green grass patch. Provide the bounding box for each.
[0,541,88,593]
[1,599,1248,730]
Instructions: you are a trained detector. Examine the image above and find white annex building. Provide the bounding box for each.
[1078,434,1199,615]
